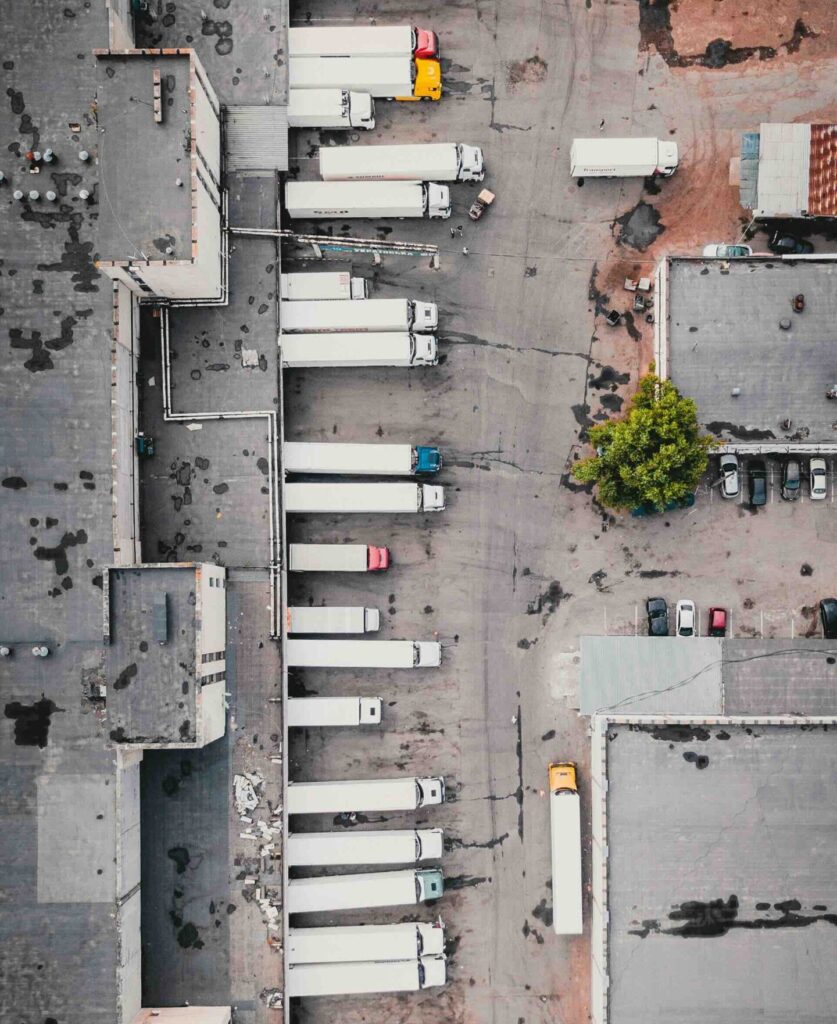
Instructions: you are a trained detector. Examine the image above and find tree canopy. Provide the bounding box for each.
[572,372,715,511]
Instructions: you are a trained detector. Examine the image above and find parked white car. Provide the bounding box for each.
[702,243,752,259]
[719,453,739,499]
[810,458,828,500]
[676,599,696,637]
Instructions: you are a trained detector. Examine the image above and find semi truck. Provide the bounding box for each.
[288,55,441,102]
[287,776,446,814]
[286,956,447,997]
[287,89,375,131]
[284,180,451,220]
[286,696,383,727]
[284,482,445,513]
[570,137,679,178]
[288,543,390,572]
[283,442,442,476]
[280,271,369,301]
[287,827,444,866]
[320,142,484,183]
[286,639,442,668]
[280,332,438,369]
[288,25,439,60]
[288,868,444,914]
[280,297,438,333]
[548,761,583,935]
[286,606,381,633]
[287,921,446,964]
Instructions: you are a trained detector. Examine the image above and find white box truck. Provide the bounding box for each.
[288,25,439,60]
[288,921,446,964]
[548,762,583,935]
[284,442,442,476]
[287,776,446,814]
[286,956,447,997]
[287,639,442,668]
[288,56,441,102]
[287,89,375,131]
[287,828,444,866]
[287,696,383,727]
[280,297,438,333]
[285,180,451,220]
[288,543,390,572]
[320,142,484,183]
[280,332,438,369]
[570,137,679,178]
[288,868,444,914]
[280,271,369,301]
[287,606,381,633]
[284,482,445,513]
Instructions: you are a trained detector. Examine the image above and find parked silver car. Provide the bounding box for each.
[719,453,739,499]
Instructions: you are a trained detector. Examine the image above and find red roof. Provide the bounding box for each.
[808,124,837,216]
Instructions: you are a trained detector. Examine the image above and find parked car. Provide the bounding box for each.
[748,460,767,506]
[781,459,801,501]
[820,599,837,639]
[810,458,828,500]
[708,607,727,637]
[719,453,739,499]
[676,599,696,637]
[646,597,669,637]
[768,231,814,256]
[702,243,752,259]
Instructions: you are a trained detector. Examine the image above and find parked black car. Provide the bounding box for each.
[768,230,814,256]
[748,460,767,507]
[781,459,801,501]
[646,597,669,637]
[820,599,837,639]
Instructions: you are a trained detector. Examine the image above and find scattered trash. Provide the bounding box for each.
[185,422,203,431]
[233,771,262,815]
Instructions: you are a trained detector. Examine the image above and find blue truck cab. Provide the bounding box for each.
[414,445,442,474]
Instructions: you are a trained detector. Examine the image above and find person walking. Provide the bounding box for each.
[462,246,470,256]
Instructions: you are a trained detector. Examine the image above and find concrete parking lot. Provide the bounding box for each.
[284,1,837,1022]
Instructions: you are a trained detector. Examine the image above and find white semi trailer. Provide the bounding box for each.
[287,921,446,964]
[570,137,679,178]
[288,25,439,60]
[283,442,442,476]
[288,56,440,102]
[288,868,444,914]
[549,762,583,935]
[285,180,451,220]
[280,297,438,333]
[286,956,447,997]
[288,543,390,572]
[286,606,381,633]
[286,639,442,668]
[284,482,445,513]
[287,828,444,866]
[280,271,369,301]
[287,89,375,131]
[280,332,438,369]
[320,142,484,183]
[287,776,446,814]
[287,697,383,728]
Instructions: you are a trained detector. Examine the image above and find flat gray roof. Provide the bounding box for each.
[581,637,837,716]
[96,52,194,262]
[607,723,837,1024]
[667,258,837,446]
[106,566,198,744]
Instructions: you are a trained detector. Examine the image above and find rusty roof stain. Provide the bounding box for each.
[808,124,837,216]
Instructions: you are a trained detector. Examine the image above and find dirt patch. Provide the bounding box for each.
[507,55,548,87]
[668,1,835,58]
[615,201,665,251]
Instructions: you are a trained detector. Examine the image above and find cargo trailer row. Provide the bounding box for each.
[283,442,442,477]
[286,697,383,728]
[280,297,438,333]
[288,55,441,102]
[285,180,450,220]
[286,955,446,997]
[280,271,369,301]
[288,25,439,60]
[287,89,376,130]
[320,142,484,183]
[288,543,390,572]
[286,638,441,668]
[287,921,445,964]
[288,868,444,914]
[288,776,445,814]
[287,827,444,866]
[279,332,438,368]
[284,482,444,513]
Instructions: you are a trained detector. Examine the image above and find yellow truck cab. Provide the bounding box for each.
[548,761,578,794]
[399,57,441,101]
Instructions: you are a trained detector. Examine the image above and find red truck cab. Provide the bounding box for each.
[414,27,439,59]
[368,545,390,571]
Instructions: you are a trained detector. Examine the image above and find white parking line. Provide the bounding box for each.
[634,604,638,636]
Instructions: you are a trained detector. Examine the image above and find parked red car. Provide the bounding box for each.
[708,607,727,637]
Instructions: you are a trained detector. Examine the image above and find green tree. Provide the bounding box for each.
[572,372,715,511]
